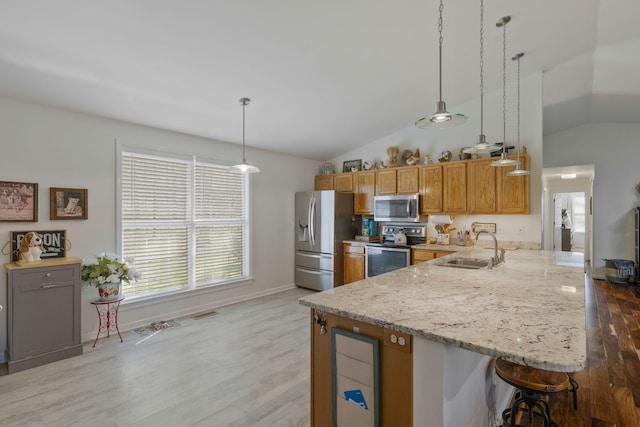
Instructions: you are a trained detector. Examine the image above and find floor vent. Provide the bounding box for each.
[191,310,219,320]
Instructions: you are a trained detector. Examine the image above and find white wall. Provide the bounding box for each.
[544,122,640,277]
[0,96,319,356]
[330,73,544,244]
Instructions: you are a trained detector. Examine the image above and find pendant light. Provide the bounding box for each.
[463,0,500,154]
[231,97,260,174]
[491,16,518,167]
[507,52,532,176]
[415,0,468,130]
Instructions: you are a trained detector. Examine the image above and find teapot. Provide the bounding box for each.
[393,229,407,245]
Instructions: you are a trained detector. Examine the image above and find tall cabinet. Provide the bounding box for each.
[5,258,83,373]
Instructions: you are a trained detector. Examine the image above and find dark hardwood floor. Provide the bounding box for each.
[519,277,640,426]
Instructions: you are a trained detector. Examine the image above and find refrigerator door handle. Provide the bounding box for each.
[310,194,317,246]
[296,266,328,275]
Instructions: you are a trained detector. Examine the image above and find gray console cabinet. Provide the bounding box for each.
[5,257,83,373]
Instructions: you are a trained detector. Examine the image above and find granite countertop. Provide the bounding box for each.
[299,248,586,372]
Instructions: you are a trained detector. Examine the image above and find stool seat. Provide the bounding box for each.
[495,359,572,394]
[495,358,578,426]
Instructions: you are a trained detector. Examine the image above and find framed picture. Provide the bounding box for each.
[342,159,362,173]
[50,188,88,220]
[0,181,38,222]
[10,230,67,262]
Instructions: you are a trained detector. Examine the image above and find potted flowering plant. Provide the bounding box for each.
[81,252,140,301]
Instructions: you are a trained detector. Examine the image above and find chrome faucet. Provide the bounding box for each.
[475,230,505,267]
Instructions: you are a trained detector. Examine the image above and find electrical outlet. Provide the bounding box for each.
[518,226,525,235]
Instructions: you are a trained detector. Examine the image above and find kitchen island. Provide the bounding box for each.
[299,248,586,426]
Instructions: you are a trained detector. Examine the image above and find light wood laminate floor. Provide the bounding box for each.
[0,288,315,427]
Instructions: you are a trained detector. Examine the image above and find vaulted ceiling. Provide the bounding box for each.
[0,0,638,160]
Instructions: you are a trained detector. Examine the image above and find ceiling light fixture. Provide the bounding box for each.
[561,173,577,180]
[231,97,260,174]
[463,0,500,155]
[491,16,518,167]
[415,0,468,130]
[507,52,532,176]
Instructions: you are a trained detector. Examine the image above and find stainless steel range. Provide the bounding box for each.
[365,223,428,278]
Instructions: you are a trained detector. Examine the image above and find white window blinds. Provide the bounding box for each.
[121,150,250,299]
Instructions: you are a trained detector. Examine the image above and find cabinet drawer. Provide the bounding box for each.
[345,244,365,254]
[15,264,79,292]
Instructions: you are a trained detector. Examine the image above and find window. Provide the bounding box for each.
[120,148,250,299]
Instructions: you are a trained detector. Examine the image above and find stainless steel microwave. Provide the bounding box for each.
[373,194,420,222]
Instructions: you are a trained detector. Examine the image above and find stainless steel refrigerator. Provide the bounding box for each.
[295,190,355,291]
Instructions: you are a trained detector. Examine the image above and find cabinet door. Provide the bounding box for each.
[467,158,496,214]
[443,162,467,214]
[412,249,436,264]
[310,312,412,427]
[334,173,354,192]
[355,171,376,215]
[376,169,397,195]
[497,155,529,213]
[343,243,365,284]
[419,165,443,214]
[397,167,419,194]
[315,175,334,191]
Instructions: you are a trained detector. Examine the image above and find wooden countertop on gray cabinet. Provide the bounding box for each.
[5,257,83,373]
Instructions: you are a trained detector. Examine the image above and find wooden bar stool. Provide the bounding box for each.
[495,358,578,427]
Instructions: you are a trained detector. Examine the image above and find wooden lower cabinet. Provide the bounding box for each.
[343,242,365,284]
[310,311,412,427]
[411,249,456,264]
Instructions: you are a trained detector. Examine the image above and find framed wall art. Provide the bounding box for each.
[50,187,88,220]
[342,159,362,173]
[0,181,38,222]
[10,230,67,262]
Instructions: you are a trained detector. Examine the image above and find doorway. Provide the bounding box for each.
[541,165,594,264]
[553,192,586,253]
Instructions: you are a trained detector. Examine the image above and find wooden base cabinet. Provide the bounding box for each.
[412,249,456,264]
[5,258,83,374]
[344,242,366,284]
[310,311,412,427]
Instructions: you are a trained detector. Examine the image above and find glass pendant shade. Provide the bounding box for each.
[507,162,532,176]
[231,97,260,174]
[415,101,468,129]
[415,0,468,130]
[491,16,517,167]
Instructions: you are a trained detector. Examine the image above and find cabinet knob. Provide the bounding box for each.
[45,273,51,277]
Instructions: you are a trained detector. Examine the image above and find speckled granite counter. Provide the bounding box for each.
[299,248,586,372]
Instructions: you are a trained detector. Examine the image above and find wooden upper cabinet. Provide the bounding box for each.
[497,154,530,214]
[376,167,419,195]
[442,162,467,214]
[419,164,443,214]
[314,175,334,191]
[333,173,355,192]
[467,158,497,214]
[397,167,419,194]
[354,171,376,215]
[376,169,397,195]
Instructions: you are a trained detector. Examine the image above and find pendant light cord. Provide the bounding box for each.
[438,0,444,103]
[242,101,246,162]
[502,19,507,153]
[516,53,520,162]
[479,0,484,135]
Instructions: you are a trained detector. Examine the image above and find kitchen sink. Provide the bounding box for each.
[437,258,491,269]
